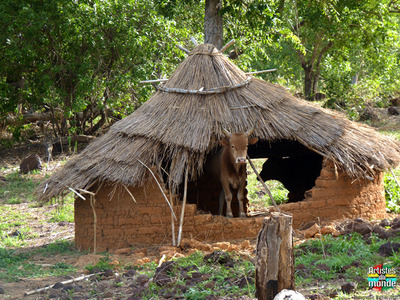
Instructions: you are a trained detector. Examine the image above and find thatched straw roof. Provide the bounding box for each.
[37,44,400,201]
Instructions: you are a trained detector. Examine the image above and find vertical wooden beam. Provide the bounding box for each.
[255,212,294,300]
[177,166,188,246]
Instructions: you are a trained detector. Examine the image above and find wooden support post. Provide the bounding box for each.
[177,166,188,247]
[255,212,294,300]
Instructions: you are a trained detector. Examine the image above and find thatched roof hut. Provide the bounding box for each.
[38,43,400,202]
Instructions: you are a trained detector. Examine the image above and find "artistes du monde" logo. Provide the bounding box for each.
[367,264,397,291]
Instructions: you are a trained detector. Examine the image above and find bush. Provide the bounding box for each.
[385,171,400,213]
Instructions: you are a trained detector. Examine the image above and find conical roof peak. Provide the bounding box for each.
[164,43,247,92]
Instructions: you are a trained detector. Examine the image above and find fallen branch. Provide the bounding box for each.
[24,273,103,296]
[54,135,96,145]
[7,112,53,125]
[246,156,282,213]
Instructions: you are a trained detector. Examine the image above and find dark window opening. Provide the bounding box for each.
[249,140,323,203]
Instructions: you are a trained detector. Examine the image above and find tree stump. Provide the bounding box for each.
[255,212,294,300]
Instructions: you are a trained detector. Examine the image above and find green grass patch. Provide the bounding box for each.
[0,206,39,247]
[0,243,77,282]
[136,251,255,299]
[38,240,77,256]
[0,171,41,204]
[47,195,74,223]
[85,256,114,273]
[295,233,400,290]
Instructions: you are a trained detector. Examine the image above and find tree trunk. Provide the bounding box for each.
[303,65,314,100]
[303,64,319,101]
[204,0,223,49]
[255,213,294,300]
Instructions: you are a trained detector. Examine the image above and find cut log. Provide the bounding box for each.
[255,212,294,300]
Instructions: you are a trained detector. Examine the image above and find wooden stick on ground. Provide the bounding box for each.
[247,156,282,213]
[24,273,103,296]
[177,166,189,247]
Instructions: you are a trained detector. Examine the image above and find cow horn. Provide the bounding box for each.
[246,124,256,136]
[221,127,232,138]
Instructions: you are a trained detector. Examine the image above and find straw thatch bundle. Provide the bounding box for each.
[37,44,400,201]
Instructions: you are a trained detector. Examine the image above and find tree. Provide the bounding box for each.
[0,0,194,137]
[204,0,223,49]
[223,0,400,101]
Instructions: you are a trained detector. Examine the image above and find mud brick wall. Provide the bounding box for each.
[272,159,386,227]
[75,159,386,250]
[74,175,265,251]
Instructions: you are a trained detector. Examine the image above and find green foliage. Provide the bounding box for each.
[295,233,400,289]
[223,0,400,104]
[39,240,77,256]
[1,0,399,131]
[0,0,198,135]
[246,159,289,208]
[385,170,400,213]
[142,251,255,299]
[85,256,113,273]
